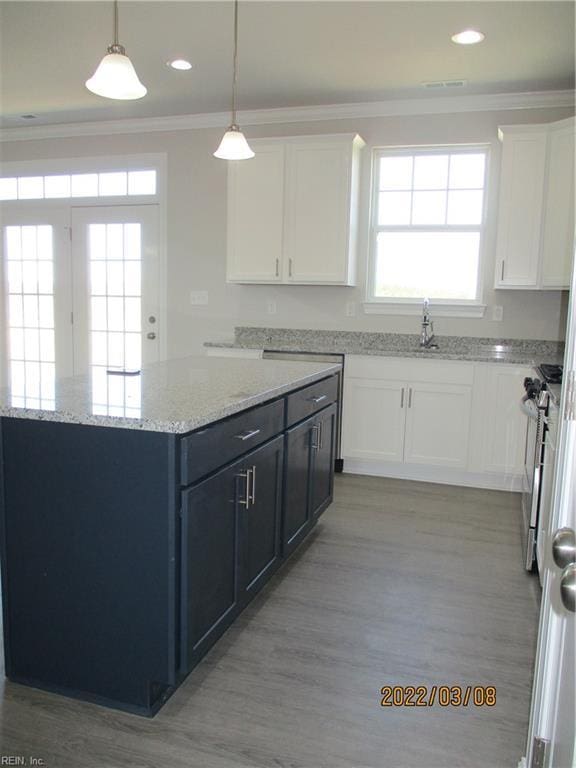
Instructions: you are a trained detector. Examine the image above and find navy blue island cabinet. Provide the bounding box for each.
[0,372,338,716]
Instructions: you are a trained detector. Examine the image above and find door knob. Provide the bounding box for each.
[147,332,156,340]
[551,527,576,569]
[559,563,576,613]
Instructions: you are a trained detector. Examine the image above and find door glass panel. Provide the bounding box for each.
[88,222,142,381]
[4,225,55,409]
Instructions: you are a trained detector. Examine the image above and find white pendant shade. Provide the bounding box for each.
[86,51,147,100]
[214,127,255,160]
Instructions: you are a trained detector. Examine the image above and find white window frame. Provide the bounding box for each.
[365,144,490,318]
[0,153,168,362]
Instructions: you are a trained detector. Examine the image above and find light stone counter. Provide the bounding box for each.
[205,327,565,366]
[0,355,341,434]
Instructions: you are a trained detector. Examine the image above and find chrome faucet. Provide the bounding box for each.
[420,298,435,348]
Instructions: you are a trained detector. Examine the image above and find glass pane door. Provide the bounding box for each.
[71,206,159,410]
[0,208,73,399]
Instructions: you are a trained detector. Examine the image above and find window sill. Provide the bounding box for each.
[363,301,486,318]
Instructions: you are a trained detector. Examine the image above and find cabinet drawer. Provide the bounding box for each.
[286,374,338,428]
[181,399,284,486]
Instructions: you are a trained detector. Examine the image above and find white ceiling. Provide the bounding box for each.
[0,1,574,127]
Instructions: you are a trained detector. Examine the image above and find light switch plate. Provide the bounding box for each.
[492,305,504,321]
[190,290,209,306]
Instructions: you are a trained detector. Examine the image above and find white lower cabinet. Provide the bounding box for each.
[343,356,473,477]
[472,363,532,478]
[404,383,471,468]
[342,378,405,462]
[343,355,529,490]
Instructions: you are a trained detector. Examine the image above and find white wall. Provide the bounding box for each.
[1,104,572,359]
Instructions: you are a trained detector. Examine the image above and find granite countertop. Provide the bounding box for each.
[205,327,565,366]
[0,355,341,434]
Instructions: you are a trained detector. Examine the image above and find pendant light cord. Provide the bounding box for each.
[231,0,238,125]
[113,0,119,46]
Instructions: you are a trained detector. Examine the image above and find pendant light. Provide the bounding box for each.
[214,0,254,160]
[86,0,147,100]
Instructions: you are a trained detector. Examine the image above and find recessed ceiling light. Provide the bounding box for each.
[168,59,192,71]
[451,29,485,45]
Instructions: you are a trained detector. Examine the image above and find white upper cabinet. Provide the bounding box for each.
[226,133,365,285]
[495,128,547,288]
[227,142,285,283]
[540,122,575,288]
[495,117,575,290]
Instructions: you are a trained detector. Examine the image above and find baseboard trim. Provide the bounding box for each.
[342,459,524,492]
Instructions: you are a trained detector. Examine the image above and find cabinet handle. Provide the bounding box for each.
[289,258,293,278]
[234,428,261,441]
[400,388,405,408]
[311,424,320,450]
[408,388,413,408]
[319,420,323,449]
[501,260,505,281]
[237,468,252,507]
[251,465,256,506]
[275,258,279,278]
[309,394,327,404]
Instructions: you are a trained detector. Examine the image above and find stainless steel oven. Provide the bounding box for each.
[520,364,562,573]
[521,378,549,571]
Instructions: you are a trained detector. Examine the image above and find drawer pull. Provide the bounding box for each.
[309,395,327,404]
[234,428,261,441]
[311,424,320,450]
[237,468,253,507]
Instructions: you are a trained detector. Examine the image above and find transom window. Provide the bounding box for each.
[368,146,488,312]
[0,169,156,201]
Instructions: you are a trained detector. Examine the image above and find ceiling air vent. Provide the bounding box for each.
[422,79,468,89]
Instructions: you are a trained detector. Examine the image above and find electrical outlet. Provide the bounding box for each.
[492,305,504,321]
[267,299,277,315]
[346,301,356,317]
[190,290,208,306]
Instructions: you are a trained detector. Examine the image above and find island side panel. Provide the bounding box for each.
[0,418,178,713]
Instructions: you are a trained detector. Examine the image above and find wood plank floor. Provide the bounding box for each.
[0,475,541,768]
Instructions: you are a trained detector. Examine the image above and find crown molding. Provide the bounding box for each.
[1,90,574,143]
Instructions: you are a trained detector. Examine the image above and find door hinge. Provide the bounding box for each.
[564,370,575,421]
[530,737,549,768]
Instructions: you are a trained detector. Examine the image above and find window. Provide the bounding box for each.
[367,146,488,316]
[0,169,157,201]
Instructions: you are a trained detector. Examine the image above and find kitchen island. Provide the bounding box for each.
[0,355,341,716]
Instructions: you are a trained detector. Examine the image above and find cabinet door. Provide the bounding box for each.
[239,436,284,601]
[404,383,472,468]
[495,130,547,288]
[180,464,239,672]
[310,403,337,518]
[227,143,284,283]
[342,377,406,462]
[283,416,314,554]
[482,366,531,476]
[284,140,351,284]
[541,123,575,289]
